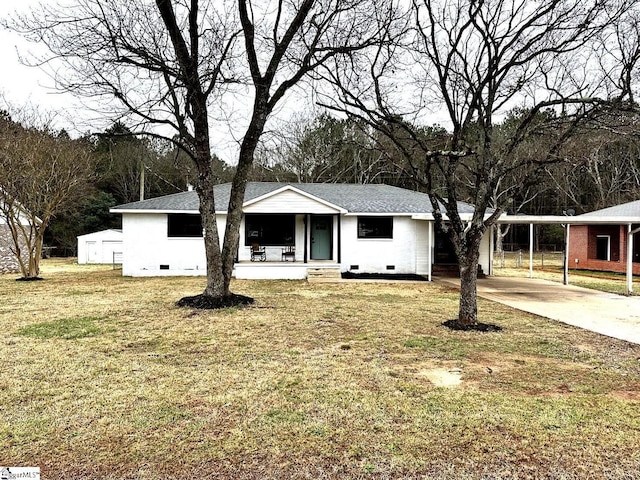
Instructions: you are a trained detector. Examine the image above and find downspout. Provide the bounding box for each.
[427,220,433,281]
[337,215,341,264]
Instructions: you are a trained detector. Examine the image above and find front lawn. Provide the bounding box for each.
[1,259,639,479]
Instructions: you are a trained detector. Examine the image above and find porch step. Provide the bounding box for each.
[307,266,342,283]
[432,264,459,277]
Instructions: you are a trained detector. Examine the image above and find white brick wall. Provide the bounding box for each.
[119,212,493,278]
[340,216,417,274]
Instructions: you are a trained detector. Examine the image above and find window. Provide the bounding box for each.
[168,214,203,237]
[588,226,619,261]
[357,216,393,239]
[596,235,611,261]
[245,214,295,246]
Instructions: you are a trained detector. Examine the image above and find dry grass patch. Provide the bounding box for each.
[1,258,640,479]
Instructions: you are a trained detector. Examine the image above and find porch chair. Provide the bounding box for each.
[281,244,296,262]
[250,243,266,262]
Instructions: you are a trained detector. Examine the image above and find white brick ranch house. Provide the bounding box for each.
[110,182,496,280]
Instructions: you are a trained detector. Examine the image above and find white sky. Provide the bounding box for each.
[0,0,306,162]
[0,1,92,131]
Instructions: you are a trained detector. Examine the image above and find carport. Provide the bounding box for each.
[497,215,640,295]
[440,275,640,344]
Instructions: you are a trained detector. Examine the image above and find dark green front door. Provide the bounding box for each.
[311,215,332,260]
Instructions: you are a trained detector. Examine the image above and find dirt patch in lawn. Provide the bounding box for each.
[418,367,463,387]
[610,388,640,400]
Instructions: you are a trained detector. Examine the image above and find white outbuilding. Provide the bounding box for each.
[77,229,123,265]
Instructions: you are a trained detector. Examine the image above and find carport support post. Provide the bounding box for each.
[563,224,570,285]
[627,224,634,295]
[529,223,534,279]
[489,225,494,276]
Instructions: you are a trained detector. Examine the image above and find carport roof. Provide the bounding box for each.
[498,199,640,225]
[111,182,478,216]
[580,199,640,218]
[498,214,640,225]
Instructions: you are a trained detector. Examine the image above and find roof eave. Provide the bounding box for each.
[411,213,499,221]
[110,208,200,214]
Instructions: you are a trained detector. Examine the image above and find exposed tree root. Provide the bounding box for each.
[442,319,502,332]
[175,293,254,310]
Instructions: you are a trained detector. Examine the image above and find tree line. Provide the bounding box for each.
[4,108,639,259]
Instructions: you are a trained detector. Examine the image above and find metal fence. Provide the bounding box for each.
[493,250,564,269]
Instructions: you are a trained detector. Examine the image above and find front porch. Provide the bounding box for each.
[233,260,341,280]
[240,212,341,262]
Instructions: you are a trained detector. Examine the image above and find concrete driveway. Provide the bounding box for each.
[437,276,640,345]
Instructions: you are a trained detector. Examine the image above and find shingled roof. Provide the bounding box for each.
[111,182,476,215]
[579,200,640,218]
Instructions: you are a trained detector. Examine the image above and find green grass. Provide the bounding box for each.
[1,258,639,479]
[16,316,108,339]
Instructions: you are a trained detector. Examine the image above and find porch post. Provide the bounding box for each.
[529,223,534,279]
[304,215,308,263]
[427,220,433,281]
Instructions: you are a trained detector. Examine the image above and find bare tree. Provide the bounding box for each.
[490,111,558,253]
[258,114,396,183]
[323,0,637,326]
[548,126,640,210]
[0,112,94,279]
[12,0,384,306]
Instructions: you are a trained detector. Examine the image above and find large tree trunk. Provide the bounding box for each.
[29,228,44,278]
[5,206,44,279]
[458,251,480,326]
[220,156,252,294]
[455,229,484,326]
[177,164,255,308]
[177,166,255,308]
[196,172,226,298]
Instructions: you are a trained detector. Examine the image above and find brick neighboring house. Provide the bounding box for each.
[569,200,640,275]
